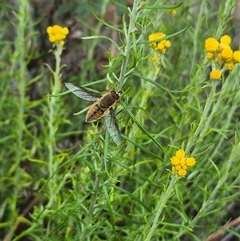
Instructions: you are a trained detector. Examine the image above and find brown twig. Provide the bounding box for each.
[204,216,240,241]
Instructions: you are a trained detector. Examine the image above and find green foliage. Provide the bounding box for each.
[1,0,240,240]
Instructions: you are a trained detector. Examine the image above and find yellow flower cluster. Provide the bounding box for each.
[205,35,240,80]
[171,149,196,177]
[148,32,171,53]
[47,25,69,46]
[210,69,221,80]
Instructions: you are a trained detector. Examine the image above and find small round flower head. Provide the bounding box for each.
[205,37,219,52]
[186,157,196,167]
[176,149,185,158]
[206,52,214,59]
[220,35,231,45]
[233,51,240,63]
[164,40,171,48]
[221,48,233,60]
[178,169,187,177]
[171,156,180,165]
[47,25,69,46]
[157,42,165,52]
[210,69,221,80]
[152,55,159,63]
[170,149,196,177]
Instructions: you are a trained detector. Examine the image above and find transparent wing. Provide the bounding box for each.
[65,82,100,101]
[104,109,121,146]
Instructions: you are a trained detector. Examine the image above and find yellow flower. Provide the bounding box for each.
[219,43,231,52]
[148,32,171,53]
[152,32,165,40]
[178,169,187,177]
[221,48,233,60]
[176,149,185,158]
[182,165,187,170]
[225,61,235,70]
[47,25,69,46]
[180,158,186,166]
[210,69,221,80]
[205,35,239,71]
[170,149,196,177]
[205,37,219,52]
[149,33,164,49]
[186,157,196,167]
[157,42,165,51]
[206,52,214,59]
[171,156,180,165]
[164,40,171,48]
[233,50,240,63]
[152,55,159,63]
[220,35,231,45]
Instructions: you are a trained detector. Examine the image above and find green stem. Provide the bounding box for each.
[14,0,30,165]
[145,175,178,241]
[48,45,62,179]
[6,2,30,240]
[118,0,142,91]
[186,81,217,153]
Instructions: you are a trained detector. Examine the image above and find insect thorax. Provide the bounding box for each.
[99,91,119,109]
